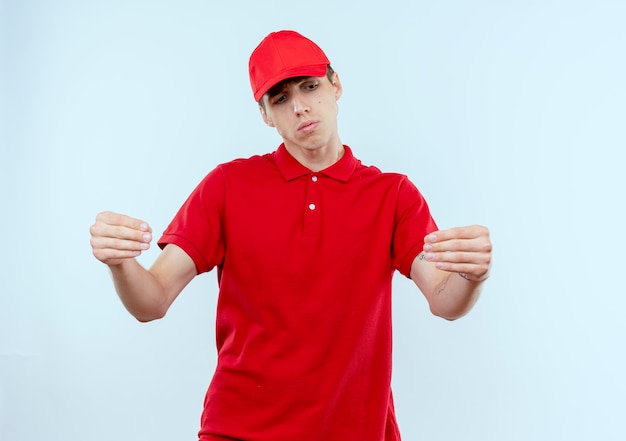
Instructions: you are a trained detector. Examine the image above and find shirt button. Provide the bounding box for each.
[311,175,318,182]
[308,203,316,210]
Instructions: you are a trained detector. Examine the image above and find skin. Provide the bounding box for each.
[260,73,345,171]
[89,72,492,322]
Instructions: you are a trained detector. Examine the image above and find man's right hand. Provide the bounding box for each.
[89,211,153,266]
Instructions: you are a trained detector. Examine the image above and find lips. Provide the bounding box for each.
[297,121,319,133]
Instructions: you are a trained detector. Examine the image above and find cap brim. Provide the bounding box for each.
[254,63,329,102]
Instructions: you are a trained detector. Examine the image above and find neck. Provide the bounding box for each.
[284,138,345,172]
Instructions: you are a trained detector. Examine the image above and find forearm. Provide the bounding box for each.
[109,258,168,322]
[91,213,196,321]
[428,273,483,321]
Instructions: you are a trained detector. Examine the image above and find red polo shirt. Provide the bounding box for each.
[158,144,437,441]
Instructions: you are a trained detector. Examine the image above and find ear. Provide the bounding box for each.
[259,104,275,127]
[332,72,343,100]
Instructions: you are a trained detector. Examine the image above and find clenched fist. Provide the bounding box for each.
[422,225,492,282]
[89,211,153,266]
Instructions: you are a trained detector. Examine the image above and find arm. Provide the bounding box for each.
[89,211,197,322]
[410,225,492,320]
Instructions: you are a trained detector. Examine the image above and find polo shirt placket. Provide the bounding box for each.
[303,173,321,239]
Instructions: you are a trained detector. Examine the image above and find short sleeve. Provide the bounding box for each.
[391,177,438,278]
[158,166,226,274]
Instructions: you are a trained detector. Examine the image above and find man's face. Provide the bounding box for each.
[259,73,342,153]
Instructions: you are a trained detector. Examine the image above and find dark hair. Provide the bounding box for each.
[258,65,336,109]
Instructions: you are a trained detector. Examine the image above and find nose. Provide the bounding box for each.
[291,92,309,115]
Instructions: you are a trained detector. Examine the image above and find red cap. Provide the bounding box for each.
[249,30,331,102]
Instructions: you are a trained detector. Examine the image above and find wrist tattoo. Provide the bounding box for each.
[418,252,426,261]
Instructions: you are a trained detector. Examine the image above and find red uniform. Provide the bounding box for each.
[159,144,437,441]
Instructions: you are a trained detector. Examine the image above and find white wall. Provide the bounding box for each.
[2,0,625,440]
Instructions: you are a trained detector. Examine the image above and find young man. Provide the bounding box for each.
[90,30,492,441]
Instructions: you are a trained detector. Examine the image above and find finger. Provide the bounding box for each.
[424,226,491,254]
[92,247,145,265]
[424,225,489,243]
[424,250,491,266]
[90,223,153,245]
[424,233,492,254]
[90,235,152,266]
[91,214,152,243]
[90,236,151,253]
[424,246,492,282]
[424,237,488,254]
[433,262,491,282]
[95,211,151,233]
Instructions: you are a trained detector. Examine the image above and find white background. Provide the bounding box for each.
[1,0,625,440]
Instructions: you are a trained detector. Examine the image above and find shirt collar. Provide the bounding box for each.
[273,143,358,183]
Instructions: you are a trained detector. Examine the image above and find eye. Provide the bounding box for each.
[272,94,288,105]
[304,81,319,91]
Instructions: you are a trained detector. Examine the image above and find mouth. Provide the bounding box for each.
[297,121,319,133]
